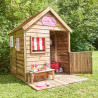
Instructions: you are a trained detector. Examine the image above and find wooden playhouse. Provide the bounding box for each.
[8,7,92,83]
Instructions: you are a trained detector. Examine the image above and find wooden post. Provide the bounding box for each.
[67,32,70,52]
[24,31,27,81]
[28,73,30,83]
[67,32,70,74]
[15,32,17,75]
[68,52,71,74]
[52,71,55,80]
[30,73,34,84]
[55,33,57,62]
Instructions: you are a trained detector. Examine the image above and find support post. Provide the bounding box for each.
[55,33,57,62]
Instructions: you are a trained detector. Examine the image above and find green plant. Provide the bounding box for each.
[0,33,10,74]
[57,0,98,51]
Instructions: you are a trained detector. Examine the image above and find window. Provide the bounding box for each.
[31,37,45,53]
[16,38,20,51]
[10,36,13,47]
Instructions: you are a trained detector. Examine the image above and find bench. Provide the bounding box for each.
[27,69,55,83]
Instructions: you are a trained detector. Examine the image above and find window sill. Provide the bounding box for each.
[31,51,46,54]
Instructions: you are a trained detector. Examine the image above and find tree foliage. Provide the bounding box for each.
[0,0,97,74]
[57,0,98,51]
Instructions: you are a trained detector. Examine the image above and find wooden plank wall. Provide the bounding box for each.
[25,12,67,72]
[15,29,25,81]
[10,29,25,81]
[57,32,69,73]
[69,52,92,74]
[10,32,17,75]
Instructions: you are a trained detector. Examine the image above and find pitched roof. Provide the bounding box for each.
[8,7,72,34]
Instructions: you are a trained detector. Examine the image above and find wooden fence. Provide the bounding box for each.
[69,52,92,74]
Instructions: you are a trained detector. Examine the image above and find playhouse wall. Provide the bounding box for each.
[10,29,25,81]
[10,32,17,74]
[25,12,67,72]
[57,32,69,73]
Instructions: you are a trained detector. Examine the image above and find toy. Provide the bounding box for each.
[46,82,50,86]
[36,82,45,87]
[59,67,63,72]
[56,69,59,73]
[36,82,50,87]
[50,62,60,72]
[30,64,38,72]
[46,62,50,68]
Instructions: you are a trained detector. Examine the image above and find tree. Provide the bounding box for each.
[57,0,98,51]
[0,0,58,74]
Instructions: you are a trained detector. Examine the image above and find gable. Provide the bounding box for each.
[28,12,67,31]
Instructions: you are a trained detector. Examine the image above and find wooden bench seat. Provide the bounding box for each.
[27,69,55,83]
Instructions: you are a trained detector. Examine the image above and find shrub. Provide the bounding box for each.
[0,33,10,74]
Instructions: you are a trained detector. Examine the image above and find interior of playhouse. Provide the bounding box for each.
[50,31,68,73]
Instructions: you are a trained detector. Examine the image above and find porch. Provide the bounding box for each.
[26,73,88,91]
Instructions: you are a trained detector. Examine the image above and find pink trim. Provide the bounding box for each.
[16,38,20,51]
[42,38,45,50]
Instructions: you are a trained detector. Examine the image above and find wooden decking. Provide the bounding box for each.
[26,73,88,91]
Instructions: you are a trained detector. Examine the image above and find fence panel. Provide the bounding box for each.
[69,52,92,74]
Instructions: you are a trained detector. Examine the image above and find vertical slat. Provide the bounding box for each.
[81,53,83,73]
[78,52,81,73]
[83,52,86,73]
[74,53,76,73]
[69,53,74,74]
[85,53,87,73]
[87,52,89,73]
[88,52,90,73]
[89,52,92,73]
[91,52,93,73]
[80,53,82,73]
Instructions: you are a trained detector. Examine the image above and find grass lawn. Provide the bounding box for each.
[0,51,98,98]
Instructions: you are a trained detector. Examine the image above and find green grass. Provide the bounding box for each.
[0,51,98,98]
